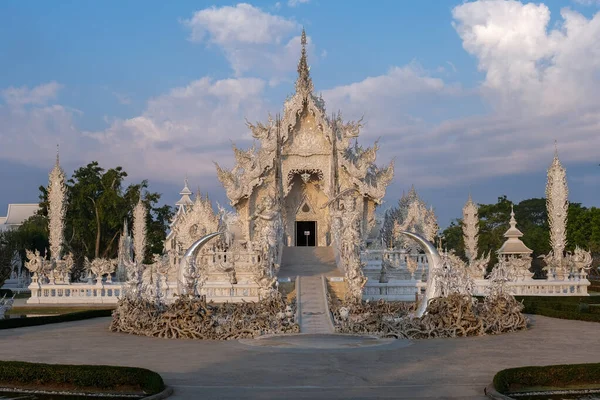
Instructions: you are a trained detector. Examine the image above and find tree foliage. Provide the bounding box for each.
[35,161,173,278]
[0,215,49,287]
[442,196,600,277]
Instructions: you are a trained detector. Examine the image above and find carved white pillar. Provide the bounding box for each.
[48,150,67,262]
[546,146,568,261]
[133,198,147,264]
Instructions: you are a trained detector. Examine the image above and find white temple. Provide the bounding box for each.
[23,34,592,305]
[213,29,393,248]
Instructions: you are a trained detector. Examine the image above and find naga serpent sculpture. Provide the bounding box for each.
[398,231,442,317]
[177,231,224,295]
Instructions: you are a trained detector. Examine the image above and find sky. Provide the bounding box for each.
[1,0,599,228]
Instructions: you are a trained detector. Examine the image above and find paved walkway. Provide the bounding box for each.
[1,315,599,399]
[280,247,339,334]
[298,276,334,334]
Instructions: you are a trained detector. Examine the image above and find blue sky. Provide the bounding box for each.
[1,0,599,227]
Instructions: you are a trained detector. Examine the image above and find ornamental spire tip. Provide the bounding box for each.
[295,28,313,97]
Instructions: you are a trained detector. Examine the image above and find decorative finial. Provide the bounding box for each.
[295,28,314,97]
[301,27,306,47]
[55,144,60,166]
[509,205,517,227]
[554,140,558,157]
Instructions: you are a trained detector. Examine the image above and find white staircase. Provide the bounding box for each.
[279,247,339,334]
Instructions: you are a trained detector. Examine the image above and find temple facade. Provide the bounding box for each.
[215,30,394,248]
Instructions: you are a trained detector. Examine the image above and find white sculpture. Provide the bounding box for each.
[53,252,74,284]
[249,195,283,296]
[462,195,490,279]
[543,146,570,279]
[115,220,133,282]
[568,246,593,279]
[90,258,117,284]
[24,249,47,283]
[391,187,439,252]
[48,149,67,263]
[434,250,474,297]
[462,195,479,262]
[542,146,592,280]
[0,294,15,318]
[334,194,367,302]
[133,198,147,264]
[146,253,170,304]
[398,231,443,317]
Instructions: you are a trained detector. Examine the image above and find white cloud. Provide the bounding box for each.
[87,77,270,183]
[452,0,600,115]
[288,0,310,7]
[3,0,599,203]
[318,1,600,188]
[182,3,310,77]
[1,82,63,107]
[572,0,600,5]
[0,82,87,168]
[183,3,296,45]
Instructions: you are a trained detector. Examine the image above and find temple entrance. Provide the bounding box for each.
[295,221,316,246]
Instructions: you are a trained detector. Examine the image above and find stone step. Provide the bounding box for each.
[297,275,334,334]
[279,246,341,278]
[281,246,336,266]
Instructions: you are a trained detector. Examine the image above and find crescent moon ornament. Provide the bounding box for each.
[398,231,442,317]
[178,231,224,296]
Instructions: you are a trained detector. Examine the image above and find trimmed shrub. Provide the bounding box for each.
[0,289,30,299]
[0,309,112,329]
[0,360,164,395]
[515,296,600,322]
[494,363,600,394]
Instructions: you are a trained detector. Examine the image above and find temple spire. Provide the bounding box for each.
[546,142,568,258]
[295,28,314,98]
[462,194,479,262]
[175,177,193,212]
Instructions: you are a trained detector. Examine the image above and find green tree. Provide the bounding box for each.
[36,162,173,276]
[512,198,549,278]
[442,196,600,278]
[476,195,513,268]
[0,230,20,287]
[440,219,464,259]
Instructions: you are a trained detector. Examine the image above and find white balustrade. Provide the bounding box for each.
[27,282,124,304]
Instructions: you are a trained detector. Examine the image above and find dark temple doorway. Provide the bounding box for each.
[295,221,316,246]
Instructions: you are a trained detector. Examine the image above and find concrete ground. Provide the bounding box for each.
[1,315,599,399]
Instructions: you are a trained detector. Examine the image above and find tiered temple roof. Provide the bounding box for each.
[498,206,533,255]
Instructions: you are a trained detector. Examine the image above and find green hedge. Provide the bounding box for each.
[0,309,112,329]
[515,296,600,322]
[494,363,600,394]
[0,361,164,395]
[0,289,29,299]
